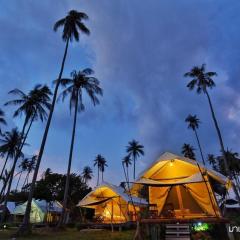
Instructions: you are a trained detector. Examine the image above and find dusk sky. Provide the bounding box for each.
[1,0,240,187]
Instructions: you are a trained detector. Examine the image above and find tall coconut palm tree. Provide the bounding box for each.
[82,166,93,184]
[57,69,102,227]
[126,140,144,180]
[185,114,205,165]
[122,155,132,184]
[184,64,240,200]
[99,157,107,182]
[94,154,105,186]
[19,11,90,233]
[15,157,29,191]
[0,108,7,135]
[181,143,196,160]
[2,85,51,224]
[0,128,23,182]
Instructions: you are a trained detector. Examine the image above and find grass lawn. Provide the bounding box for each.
[0,228,135,240]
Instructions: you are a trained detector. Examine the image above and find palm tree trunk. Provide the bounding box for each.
[133,156,136,180]
[194,129,205,165]
[122,162,127,188]
[205,90,240,202]
[1,117,28,223]
[101,171,103,183]
[58,92,78,227]
[22,172,29,190]
[0,154,9,180]
[18,38,70,235]
[97,168,99,186]
[0,115,34,200]
[15,171,22,191]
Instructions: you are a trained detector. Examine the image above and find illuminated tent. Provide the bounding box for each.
[13,199,63,223]
[134,152,231,219]
[77,182,147,223]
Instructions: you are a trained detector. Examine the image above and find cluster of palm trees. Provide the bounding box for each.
[181,64,240,202]
[0,9,105,234]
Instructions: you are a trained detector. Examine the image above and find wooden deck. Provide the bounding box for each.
[141,217,229,224]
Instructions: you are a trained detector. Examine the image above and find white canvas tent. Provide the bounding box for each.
[133,152,231,220]
[13,199,63,223]
[77,182,147,223]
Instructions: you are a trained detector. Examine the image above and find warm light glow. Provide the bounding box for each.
[169,159,174,166]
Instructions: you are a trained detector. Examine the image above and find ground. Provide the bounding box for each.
[0,228,134,240]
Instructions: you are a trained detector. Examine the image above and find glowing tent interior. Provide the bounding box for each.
[133,152,231,220]
[77,182,147,223]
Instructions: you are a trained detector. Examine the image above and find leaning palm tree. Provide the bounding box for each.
[207,154,218,171]
[184,64,240,201]
[99,157,107,182]
[122,155,132,184]
[82,166,93,184]
[181,143,196,160]
[94,154,105,186]
[185,114,205,165]
[0,128,23,182]
[127,140,144,180]
[1,85,51,224]
[19,10,90,234]
[57,69,102,227]
[0,108,7,135]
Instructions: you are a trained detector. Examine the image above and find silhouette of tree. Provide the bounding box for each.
[185,114,205,165]
[82,166,93,184]
[122,155,132,184]
[94,154,105,186]
[181,143,196,160]
[20,10,90,233]
[99,157,107,182]
[126,140,144,180]
[0,108,7,136]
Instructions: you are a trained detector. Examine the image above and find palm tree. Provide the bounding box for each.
[99,157,107,182]
[185,114,205,165]
[0,128,23,181]
[122,155,132,184]
[2,85,51,224]
[82,166,93,184]
[126,140,144,180]
[207,154,218,171]
[57,69,102,227]
[94,154,105,186]
[19,10,90,233]
[181,143,196,160]
[15,158,29,191]
[0,108,7,135]
[22,156,36,189]
[184,64,240,200]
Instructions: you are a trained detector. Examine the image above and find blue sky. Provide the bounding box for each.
[1,0,240,187]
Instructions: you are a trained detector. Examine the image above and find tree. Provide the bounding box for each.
[94,154,105,186]
[0,128,23,182]
[181,143,196,160]
[22,155,36,189]
[0,108,7,135]
[2,85,51,223]
[15,157,29,191]
[57,69,102,227]
[99,157,107,182]
[122,155,132,185]
[185,114,205,165]
[82,166,93,184]
[18,10,90,234]
[184,64,240,201]
[126,140,144,180]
